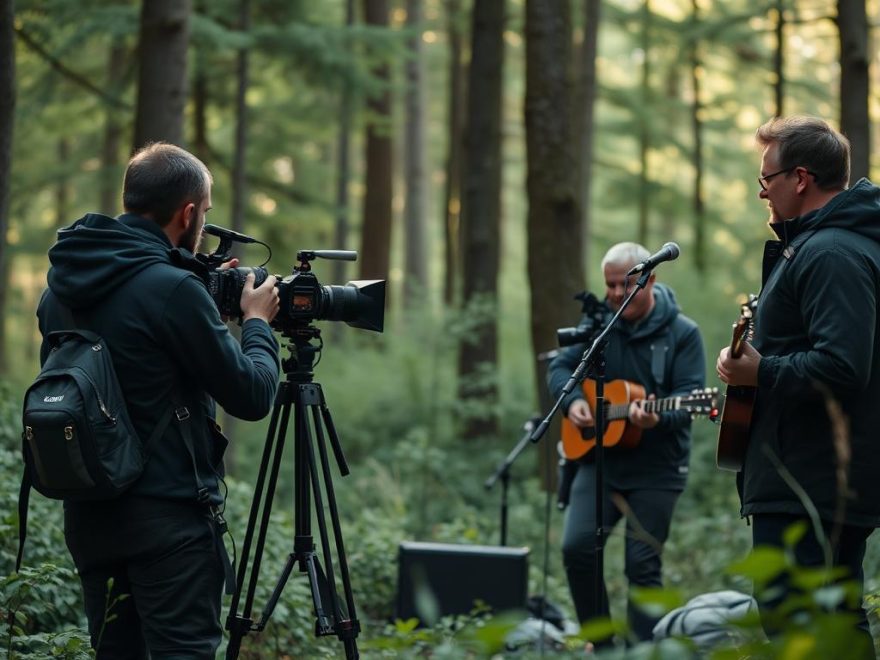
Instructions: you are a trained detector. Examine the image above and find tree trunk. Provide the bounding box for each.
[192,61,209,163]
[403,0,428,304]
[690,0,705,273]
[525,0,583,417]
[574,0,600,289]
[637,0,651,245]
[101,39,126,214]
[359,0,393,282]
[0,0,15,374]
[332,0,356,290]
[773,0,785,117]
[222,0,252,476]
[837,0,870,182]
[230,0,250,239]
[133,0,191,149]
[457,0,505,440]
[443,0,466,305]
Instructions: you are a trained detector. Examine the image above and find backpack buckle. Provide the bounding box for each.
[175,407,190,421]
[211,506,228,534]
[197,487,210,504]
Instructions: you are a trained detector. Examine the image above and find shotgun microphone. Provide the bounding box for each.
[626,242,681,275]
[203,224,257,244]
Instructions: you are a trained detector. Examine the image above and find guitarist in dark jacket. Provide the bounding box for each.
[548,242,705,641]
[717,116,880,653]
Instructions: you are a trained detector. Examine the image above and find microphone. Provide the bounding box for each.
[203,224,256,244]
[626,242,680,275]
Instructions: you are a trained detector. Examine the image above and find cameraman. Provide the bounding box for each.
[547,242,705,642]
[36,142,281,658]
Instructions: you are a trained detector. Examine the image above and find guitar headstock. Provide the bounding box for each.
[681,387,719,417]
[731,294,758,356]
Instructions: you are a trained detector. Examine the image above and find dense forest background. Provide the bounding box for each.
[1,0,878,657]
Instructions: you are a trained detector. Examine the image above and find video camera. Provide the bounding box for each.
[555,291,609,347]
[200,224,385,333]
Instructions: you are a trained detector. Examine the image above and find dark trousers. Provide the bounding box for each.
[751,513,875,657]
[561,462,680,641]
[64,496,225,659]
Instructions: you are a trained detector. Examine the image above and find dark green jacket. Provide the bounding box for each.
[741,178,880,526]
[547,283,705,491]
[37,213,280,504]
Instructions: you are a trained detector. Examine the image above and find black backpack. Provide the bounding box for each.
[16,305,193,571]
[21,328,168,500]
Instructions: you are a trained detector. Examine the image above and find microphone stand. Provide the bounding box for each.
[485,415,543,546]
[529,268,653,624]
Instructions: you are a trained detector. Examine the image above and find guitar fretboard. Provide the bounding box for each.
[606,397,680,421]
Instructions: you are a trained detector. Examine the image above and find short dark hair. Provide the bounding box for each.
[756,116,850,190]
[122,143,212,226]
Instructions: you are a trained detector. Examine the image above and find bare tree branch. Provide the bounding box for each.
[15,27,131,109]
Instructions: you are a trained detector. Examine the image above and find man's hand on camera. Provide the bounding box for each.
[241,271,280,324]
[217,259,240,271]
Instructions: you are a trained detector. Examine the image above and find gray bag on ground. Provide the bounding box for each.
[652,590,758,649]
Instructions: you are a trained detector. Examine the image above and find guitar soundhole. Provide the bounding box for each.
[580,426,597,440]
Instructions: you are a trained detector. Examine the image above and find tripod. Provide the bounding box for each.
[225,325,360,659]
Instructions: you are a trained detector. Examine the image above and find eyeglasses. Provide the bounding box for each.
[757,167,794,191]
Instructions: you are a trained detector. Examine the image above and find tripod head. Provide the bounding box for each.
[280,324,323,383]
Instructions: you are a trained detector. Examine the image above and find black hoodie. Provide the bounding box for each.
[37,213,280,503]
[547,283,706,491]
[740,178,880,526]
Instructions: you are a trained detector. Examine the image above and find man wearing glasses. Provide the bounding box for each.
[716,116,880,653]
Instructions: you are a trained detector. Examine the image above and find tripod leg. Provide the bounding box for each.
[319,402,349,476]
[294,385,360,655]
[303,553,336,635]
[299,397,345,625]
[256,553,296,627]
[226,388,294,658]
[311,405,359,624]
[244,401,293,616]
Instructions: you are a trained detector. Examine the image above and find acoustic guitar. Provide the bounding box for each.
[714,296,758,471]
[560,379,718,461]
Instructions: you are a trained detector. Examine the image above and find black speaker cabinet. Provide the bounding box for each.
[395,541,529,623]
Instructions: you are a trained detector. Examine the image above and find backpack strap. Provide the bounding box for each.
[171,402,235,594]
[15,465,32,572]
[171,403,209,504]
[168,396,235,593]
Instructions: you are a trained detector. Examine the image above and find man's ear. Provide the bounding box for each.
[795,167,811,195]
[180,201,196,229]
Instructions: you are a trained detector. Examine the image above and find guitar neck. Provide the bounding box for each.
[606,396,680,421]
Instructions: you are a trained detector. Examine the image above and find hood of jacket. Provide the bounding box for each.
[770,177,880,245]
[47,213,205,309]
[612,282,681,340]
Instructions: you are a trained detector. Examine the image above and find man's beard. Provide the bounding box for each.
[180,219,203,253]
